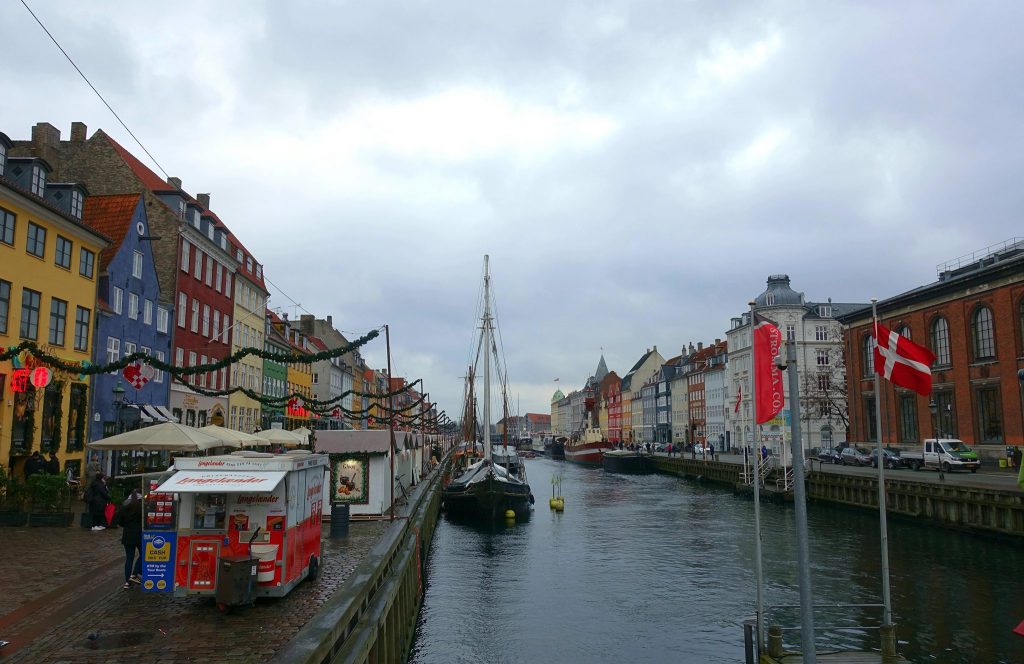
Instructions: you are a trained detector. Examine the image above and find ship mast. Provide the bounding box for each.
[482,255,492,463]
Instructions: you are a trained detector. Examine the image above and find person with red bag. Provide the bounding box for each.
[84,473,111,531]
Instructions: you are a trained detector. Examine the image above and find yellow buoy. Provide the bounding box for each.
[554,499,564,512]
[549,498,558,509]
[505,509,516,519]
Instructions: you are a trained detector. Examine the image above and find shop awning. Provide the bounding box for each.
[127,404,153,423]
[154,406,179,423]
[156,470,287,493]
[141,405,171,422]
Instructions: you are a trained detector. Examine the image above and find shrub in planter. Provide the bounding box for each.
[0,469,28,526]
[27,474,73,526]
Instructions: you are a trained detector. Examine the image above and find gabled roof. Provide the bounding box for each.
[306,335,329,352]
[103,131,175,193]
[82,194,143,270]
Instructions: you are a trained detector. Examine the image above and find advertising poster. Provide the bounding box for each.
[331,453,369,504]
[141,531,177,592]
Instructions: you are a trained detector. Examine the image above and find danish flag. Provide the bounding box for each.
[873,322,935,397]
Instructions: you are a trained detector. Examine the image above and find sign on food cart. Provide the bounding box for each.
[141,531,177,592]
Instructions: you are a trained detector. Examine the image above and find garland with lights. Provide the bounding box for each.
[174,377,426,415]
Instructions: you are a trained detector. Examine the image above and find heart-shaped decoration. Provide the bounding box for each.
[139,363,157,382]
[122,363,150,390]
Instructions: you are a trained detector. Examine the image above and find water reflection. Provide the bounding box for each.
[410,459,1024,664]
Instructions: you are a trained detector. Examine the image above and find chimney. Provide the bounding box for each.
[31,122,61,167]
[299,314,314,334]
[653,345,657,352]
[70,122,87,142]
[689,343,695,354]
[715,338,721,345]
[197,193,210,209]
[326,315,333,328]
[167,176,182,189]
[697,342,704,351]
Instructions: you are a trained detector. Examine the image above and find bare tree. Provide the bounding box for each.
[798,329,849,441]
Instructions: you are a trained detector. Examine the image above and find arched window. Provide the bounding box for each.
[896,326,911,339]
[931,317,951,366]
[820,425,833,446]
[862,333,874,376]
[971,306,995,360]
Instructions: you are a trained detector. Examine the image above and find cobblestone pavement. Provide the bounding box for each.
[0,519,389,663]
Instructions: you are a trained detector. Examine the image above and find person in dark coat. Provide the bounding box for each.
[117,490,144,588]
[46,451,60,475]
[85,473,111,530]
[23,451,44,479]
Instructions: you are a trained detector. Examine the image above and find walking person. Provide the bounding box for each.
[116,489,144,588]
[84,473,111,530]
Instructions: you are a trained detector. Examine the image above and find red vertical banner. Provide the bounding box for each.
[753,312,785,424]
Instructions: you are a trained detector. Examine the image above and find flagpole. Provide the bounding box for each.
[871,298,894,628]
[749,301,765,657]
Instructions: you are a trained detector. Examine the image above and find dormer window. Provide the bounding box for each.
[219,233,227,251]
[818,305,832,317]
[246,257,253,272]
[0,143,6,176]
[765,293,775,306]
[31,165,46,196]
[70,190,83,219]
[236,249,243,262]
[256,265,262,279]
[192,209,201,229]
[206,221,215,241]
[178,200,187,220]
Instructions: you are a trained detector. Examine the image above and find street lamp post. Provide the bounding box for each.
[928,399,938,442]
[112,382,126,434]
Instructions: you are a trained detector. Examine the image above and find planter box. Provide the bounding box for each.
[0,510,28,527]
[28,512,74,527]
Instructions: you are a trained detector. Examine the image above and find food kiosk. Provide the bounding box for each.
[141,450,326,604]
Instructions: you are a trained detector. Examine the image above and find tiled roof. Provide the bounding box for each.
[102,131,174,193]
[82,194,142,270]
[307,336,329,352]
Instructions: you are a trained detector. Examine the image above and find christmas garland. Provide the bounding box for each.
[1,329,379,378]
[172,376,426,414]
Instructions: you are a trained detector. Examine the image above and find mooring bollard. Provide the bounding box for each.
[767,625,784,658]
[880,623,897,657]
[742,619,756,664]
[330,502,350,538]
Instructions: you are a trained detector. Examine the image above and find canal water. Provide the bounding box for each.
[409,458,1024,664]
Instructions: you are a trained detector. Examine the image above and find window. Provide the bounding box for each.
[177,293,187,327]
[897,326,911,339]
[128,293,139,320]
[222,315,230,342]
[132,251,143,278]
[52,236,72,269]
[933,390,956,438]
[815,325,827,341]
[73,307,90,351]
[194,249,203,280]
[154,351,165,383]
[175,347,183,367]
[204,256,213,287]
[225,273,232,297]
[199,355,207,387]
[312,372,319,385]
[20,288,41,339]
[48,298,67,346]
[971,306,995,360]
[70,190,83,219]
[0,280,9,334]
[0,143,5,175]
[931,317,951,367]
[112,287,123,314]
[212,310,220,341]
[817,374,830,391]
[246,256,253,273]
[862,334,874,376]
[191,298,199,333]
[236,249,243,262]
[26,222,46,258]
[975,386,1003,443]
[206,222,214,242]
[0,207,14,245]
[125,341,136,358]
[188,351,197,384]
[106,337,120,364]
[143,299,153,325]
[31,165,45,196]
[202,304,210,337]
[1020,297,1024,356]
[765,293,775,306]
[864,396,877,442]
[215,263,222,293]
[157,306,169,333]
[786,324,795,341]
[181,239,190,272]
[79,248,95,279]
[898,394,918,443]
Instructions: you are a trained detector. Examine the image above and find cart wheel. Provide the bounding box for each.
[216,602,231,614]
[307,555,319,582]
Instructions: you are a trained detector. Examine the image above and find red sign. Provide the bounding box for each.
[30,367,52,388]
[11,368,30,393]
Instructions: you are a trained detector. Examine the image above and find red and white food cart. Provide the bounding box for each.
[150,450,326,601]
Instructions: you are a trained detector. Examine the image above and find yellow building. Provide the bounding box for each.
[227,238,268,433]
[0,140,108,479]
[285,331,313,430]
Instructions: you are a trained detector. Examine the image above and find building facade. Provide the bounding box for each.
[227,236,268,434]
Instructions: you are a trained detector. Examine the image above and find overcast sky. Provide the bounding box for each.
[2,1,1020,419]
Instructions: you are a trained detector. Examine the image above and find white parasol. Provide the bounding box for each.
[87,422,241,452]
[253,428,307,447]
[199,425,271,447]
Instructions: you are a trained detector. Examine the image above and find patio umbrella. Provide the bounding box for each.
[199,425,271,447]
[253,428,306,447]
[87,422,241,452]
[293,427,313,444]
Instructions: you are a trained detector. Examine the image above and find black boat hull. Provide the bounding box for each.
[545,440,565,460]
[443,473,533,520]
[602,452,652,474]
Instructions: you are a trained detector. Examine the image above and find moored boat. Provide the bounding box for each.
[546,436,566,460]
[564,428,613,465]
[602,449,652,474]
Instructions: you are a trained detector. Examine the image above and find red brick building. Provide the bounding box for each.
[840,240,1024,458]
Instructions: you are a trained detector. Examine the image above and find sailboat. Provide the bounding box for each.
[442,256,534,521]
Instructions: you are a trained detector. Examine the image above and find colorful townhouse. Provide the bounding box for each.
[261,309,290,429]
[603,373,622,443]
[270,314,312,430]
[307,334,345,430]
[620,347,664,443]
[84,195,173,471]
[1,131,108,479]
[227,235,268,433]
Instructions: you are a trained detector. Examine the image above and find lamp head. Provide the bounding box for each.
[112,382,126,404]
[928,400,937,415]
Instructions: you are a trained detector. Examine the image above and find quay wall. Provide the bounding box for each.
[650,456,1024,538]
[272,460,445,664]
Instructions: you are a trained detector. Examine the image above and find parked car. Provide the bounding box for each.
[902,439,980,473]
[817,446,843,464]
[839,447,872,466]
[869,448,907,469]
[693,443,708,455]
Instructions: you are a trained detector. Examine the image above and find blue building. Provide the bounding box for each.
[84,195,173,470]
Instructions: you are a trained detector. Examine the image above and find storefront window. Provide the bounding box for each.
[198,410,208,427]
[185,409,196,427]
[40,383,62,452]
[193,493,227,530]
